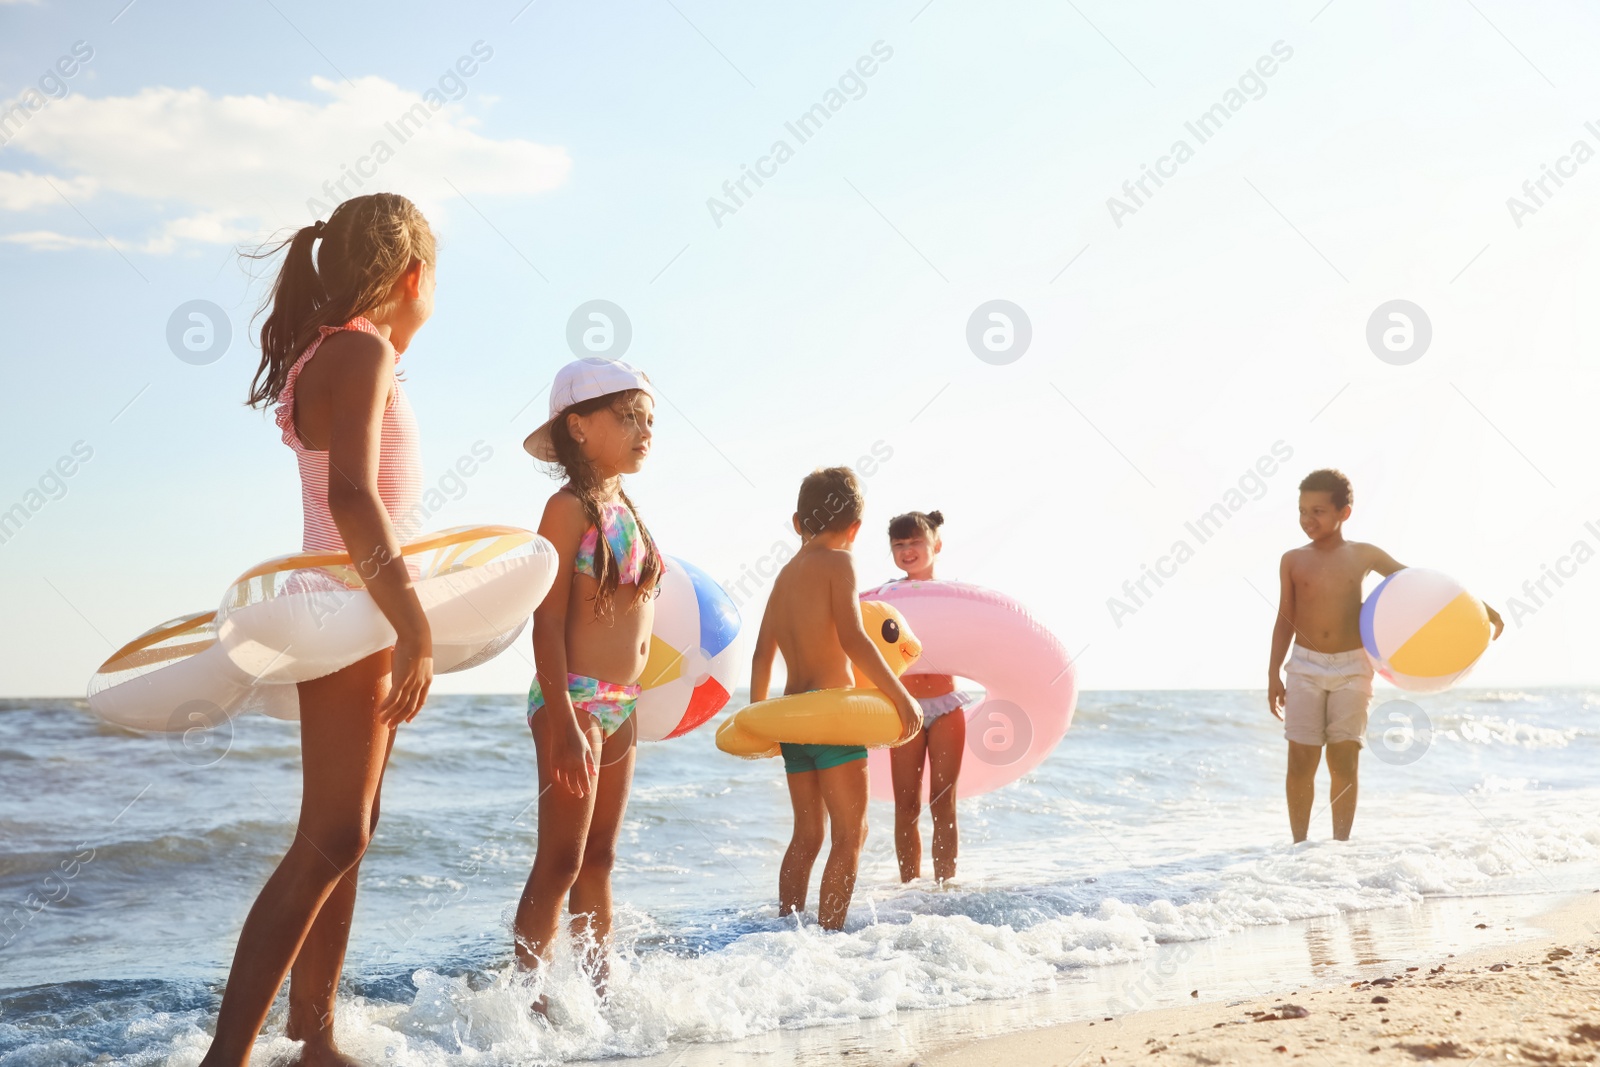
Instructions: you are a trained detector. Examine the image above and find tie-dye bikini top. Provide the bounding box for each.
[573,496,662,586]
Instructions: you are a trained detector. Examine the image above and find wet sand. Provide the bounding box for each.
[926,890,1600,1067]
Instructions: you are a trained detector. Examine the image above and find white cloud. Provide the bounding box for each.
[0,171,96,210]
[0,75,571,252]
[3,230,111,250]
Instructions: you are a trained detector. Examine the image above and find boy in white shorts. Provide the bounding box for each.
[1266,469,1499,842]
[1282,647,1372,751]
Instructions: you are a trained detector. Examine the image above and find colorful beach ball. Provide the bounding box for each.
[635,556,741,741]
[1360,568,1491,694]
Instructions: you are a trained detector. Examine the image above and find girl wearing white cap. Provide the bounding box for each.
[513,357,664,1005]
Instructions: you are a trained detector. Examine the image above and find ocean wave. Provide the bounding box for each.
[1432,714,1581,749]
[0,821,291,897]
[7,689,1600,1064]
[1469,775,1538,795]
[8,839,1600,1065]
[1460,690,1541,704]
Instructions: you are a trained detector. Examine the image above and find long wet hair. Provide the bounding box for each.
[888,509,944,540]
[245,193,436,409]
[549,389,664,618]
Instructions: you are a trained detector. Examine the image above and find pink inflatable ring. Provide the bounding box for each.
[858,579,1077,799]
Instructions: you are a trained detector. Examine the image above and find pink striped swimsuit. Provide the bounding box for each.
[274,316,423,553]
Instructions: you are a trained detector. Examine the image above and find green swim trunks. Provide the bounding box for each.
[780,742,868,775]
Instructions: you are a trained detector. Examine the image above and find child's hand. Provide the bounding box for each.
[893,692,923,744]
[1267,673,1286,721]
[550,720,598,797]
[1485,602,1505,639]
[380,633,434,725]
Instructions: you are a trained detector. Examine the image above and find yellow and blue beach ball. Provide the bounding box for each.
[1360,568,1491,693]
[636,556,742,741]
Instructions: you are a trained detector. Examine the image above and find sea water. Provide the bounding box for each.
[1,688,1596,1064]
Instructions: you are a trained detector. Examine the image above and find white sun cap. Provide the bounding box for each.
[522,357,654,461]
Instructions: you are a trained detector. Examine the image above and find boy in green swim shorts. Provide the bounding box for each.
[749,466,921,930]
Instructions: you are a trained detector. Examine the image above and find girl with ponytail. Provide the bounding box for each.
[201,193,436,1067]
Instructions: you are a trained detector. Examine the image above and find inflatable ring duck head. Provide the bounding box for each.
[857,600,922,682]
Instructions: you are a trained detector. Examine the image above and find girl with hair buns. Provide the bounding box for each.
[202,193,436,1067]
[885,509,969,884]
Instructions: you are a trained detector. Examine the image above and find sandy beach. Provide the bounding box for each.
[926,890,1600,1067]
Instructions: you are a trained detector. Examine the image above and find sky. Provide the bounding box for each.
[3,0,1599,697]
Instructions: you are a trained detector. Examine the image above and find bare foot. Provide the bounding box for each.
[581,955,610,1001]
[286,1040,367,1067]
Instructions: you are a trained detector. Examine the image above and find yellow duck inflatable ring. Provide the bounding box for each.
[715,601,922,759]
